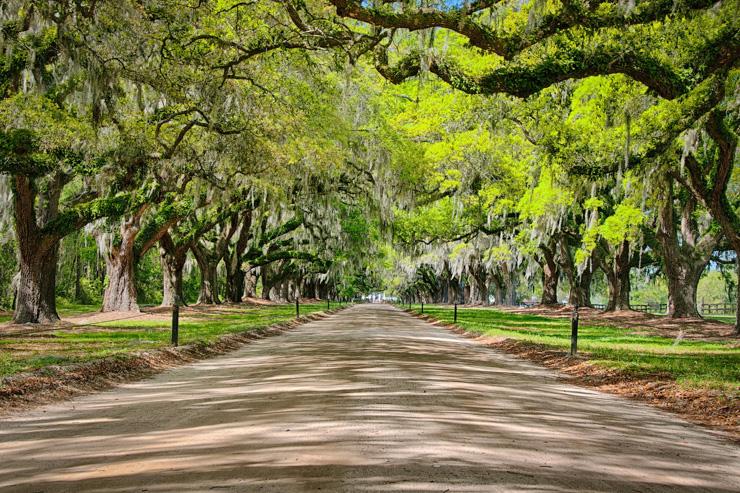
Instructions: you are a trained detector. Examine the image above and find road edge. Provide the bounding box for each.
[0,307,348,416]
[401,306,739,443]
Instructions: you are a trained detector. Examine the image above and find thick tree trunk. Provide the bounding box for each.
[735,260,740,336]
[198,263,220,304]
[681,117,739,332]
[161,262,176,307]
[503,265,517,305]
[101,218,140,313]
[559,238,591,307]
[604,240,631,311]
[243,270,257,299]
[222,211,252,304]
[665,265,703,318]
[192,243,220,305]
[493,279,504,306]
[469,268,488,304]
[102,251,139,312]
[14,243,60,323]
[539,244,559,305]
[657,181,718,318]
[280,279,290,302]
[12,175,62,324]
[160,251,185,308]
[261,265,274,300]
[225,267,245,303]
[574,265,593,308]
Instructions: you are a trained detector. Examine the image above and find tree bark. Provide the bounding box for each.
[657,178,719,318]
[735,260,740,336]
[192,244,220,305]
[469,267,488,304]
[559,237,592,307]
[539,243,559,305]
[12,175,62,323]
[261,265,274,300]
[160,251,185,308]
[492,272,505,305]
[503,264,517,305]
[665,266,703,318]
[225,267,245,303]
[603,239,632,311]
[101,215,142,313]
[14,242,60,323]
[243,270,257,299]
[681,114,739,332]
[223,212,253,303]
[575,264,594,308]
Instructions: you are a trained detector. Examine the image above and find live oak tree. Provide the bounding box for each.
[0,2,150,323]
[0,95,148,323]
[321,0,738,316]
[1,0,737,332]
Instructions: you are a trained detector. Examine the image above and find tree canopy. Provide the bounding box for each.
[0,0,737,332]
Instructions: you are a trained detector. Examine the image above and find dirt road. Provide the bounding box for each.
[1,304,737,492]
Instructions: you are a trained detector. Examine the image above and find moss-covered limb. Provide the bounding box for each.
[505,0,720,58]
[704,111,739,212]
[376,42,691,100]
[682,114,740,253]
[39,192,137,242]
[134,196,194,259]
[0,129,56,177]
[331,0,507,54]
[258,214,305,247]
[375,13,737,100]
[0,19,58,99]
[249,250,320,268]
[332,0,717,59]
[569,72,729,177]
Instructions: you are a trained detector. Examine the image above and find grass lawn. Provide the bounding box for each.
[409,305,740,391]
[704,314,737,324]
[0,302,338,379]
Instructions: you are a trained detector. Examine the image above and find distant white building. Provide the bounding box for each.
[365,292,396,303]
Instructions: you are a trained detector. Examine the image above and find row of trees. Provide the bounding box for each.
[0,0,737,333]
[321,0,738,332]
[0,1,389,323]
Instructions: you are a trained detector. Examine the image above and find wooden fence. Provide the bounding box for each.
[631,303,668,314]
[519,301,736,315]
[701,303,736,315]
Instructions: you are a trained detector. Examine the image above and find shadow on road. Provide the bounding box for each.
[1,305,737,492]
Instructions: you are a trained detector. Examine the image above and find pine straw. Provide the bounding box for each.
[0,310,338,416]
[414,312,739,442]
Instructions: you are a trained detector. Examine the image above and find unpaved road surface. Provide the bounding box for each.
[1,304,738,492]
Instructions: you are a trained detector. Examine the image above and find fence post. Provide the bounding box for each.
[295,296,300,318]
[421,302,424,314]
[327,298,330,311]
[171,298,179,347]
[454,303,458,323]
[570,304,579,356]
